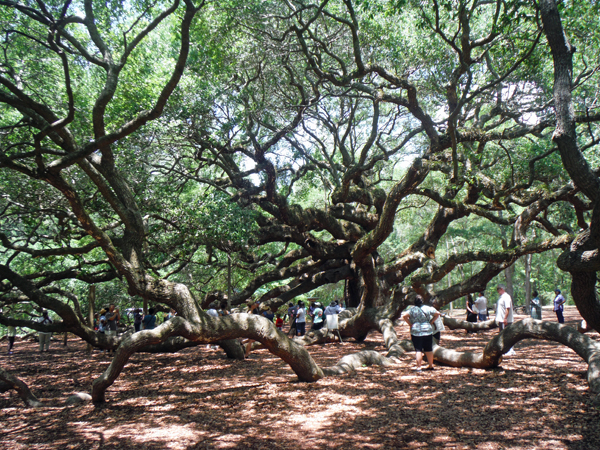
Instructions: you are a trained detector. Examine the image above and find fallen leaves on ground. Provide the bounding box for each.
[1,307,599,450]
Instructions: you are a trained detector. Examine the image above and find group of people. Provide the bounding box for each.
[402,284,570,371]
[286,299,344,336]
[466,292,489,329]
[95,304,162,334]
[524,288,567,322]
[96,304,121,336]
[4,309,55,354]
[3,289,570,359]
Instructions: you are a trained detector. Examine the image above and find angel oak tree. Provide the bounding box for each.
[1,0,600,404]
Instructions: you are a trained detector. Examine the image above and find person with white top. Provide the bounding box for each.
[206,302,219,318]
[474,292,488,321]
[531,290,542,320]
[496,285,515,355]
[402,296,440,371]
[295,301,307,336]
[429,297,445,343]
[495,285,514,329]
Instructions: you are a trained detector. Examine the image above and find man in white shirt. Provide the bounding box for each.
[496,284,515,355]
[495,285,514,330]
[474,292,488,321]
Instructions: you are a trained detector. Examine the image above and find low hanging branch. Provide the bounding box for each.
[442,316,498,332]
[91,314,325,403]
[433,319,600,395]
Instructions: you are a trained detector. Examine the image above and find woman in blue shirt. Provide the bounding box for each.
[142,308,157,330]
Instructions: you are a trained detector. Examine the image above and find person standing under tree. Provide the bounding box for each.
[402,295,440,371]
[295,301,307,336]
[466,294,478,333]
[133,308,143,332]
[38,310,53,353]
[142,308,157,330]
[531,291,542,320]
[105,304,120,338]
[553,289,566,323]
[7,325,16,354]
[286,302,297,336]
[475,292,488,322]
[105,304,120,356]
[496,285,515,355]
[311,302,324,331]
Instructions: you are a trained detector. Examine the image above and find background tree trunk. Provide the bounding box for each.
[86,285,95,354]
[525,254,532,314]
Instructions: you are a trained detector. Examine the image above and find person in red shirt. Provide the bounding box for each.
[275,314,284,331]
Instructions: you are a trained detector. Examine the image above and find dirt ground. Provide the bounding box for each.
[1,306,599,450]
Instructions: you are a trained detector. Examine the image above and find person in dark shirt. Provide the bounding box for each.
[142,308,157,330]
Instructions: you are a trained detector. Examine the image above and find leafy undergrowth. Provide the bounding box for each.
[1,307,599,450]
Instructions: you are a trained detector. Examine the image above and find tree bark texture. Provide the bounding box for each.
[539,0,600,332]
[433,319,600,395]
[0,366,43,408]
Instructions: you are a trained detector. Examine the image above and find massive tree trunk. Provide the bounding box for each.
[539,0,600,332]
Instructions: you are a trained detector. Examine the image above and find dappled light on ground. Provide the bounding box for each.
[1,307,599,449]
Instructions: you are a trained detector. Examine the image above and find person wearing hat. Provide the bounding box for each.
[553,289,566,323]
[324,300,342,316]
[311,302,324,331]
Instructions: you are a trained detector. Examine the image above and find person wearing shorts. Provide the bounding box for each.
[402,296,440,371]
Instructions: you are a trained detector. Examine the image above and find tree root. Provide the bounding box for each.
[433,319,600,395]
[322,350,396,375]
[91,314,324,403]
[0,366,43,408]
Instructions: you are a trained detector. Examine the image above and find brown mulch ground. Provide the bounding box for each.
[1,306,599,450]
